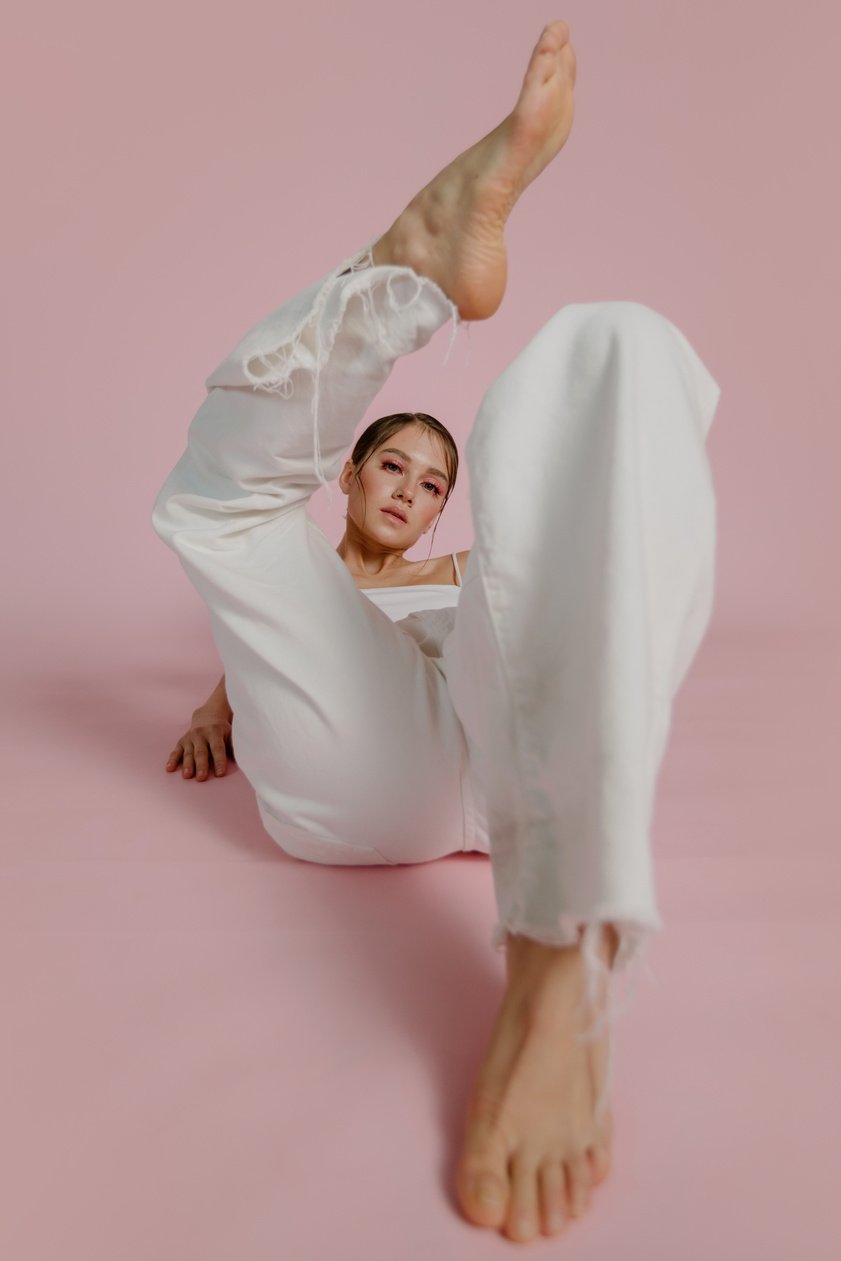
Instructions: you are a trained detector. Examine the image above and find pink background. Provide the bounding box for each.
[3,2,839,1258]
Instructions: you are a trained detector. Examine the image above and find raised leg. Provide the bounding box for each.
[152,17,707,1242]
[152,16,579,870]
[441,298,721,1238]
[153,254,488,862]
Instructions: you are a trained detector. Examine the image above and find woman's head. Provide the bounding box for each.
[338,412,458,557]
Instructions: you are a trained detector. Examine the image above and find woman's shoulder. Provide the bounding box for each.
[420,548,471,568]
[452,548,471,582]
[410,548,471,585]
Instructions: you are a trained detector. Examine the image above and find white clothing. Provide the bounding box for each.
[359,550,463,622]
[358,551,462,658]
[151,244,721,1107]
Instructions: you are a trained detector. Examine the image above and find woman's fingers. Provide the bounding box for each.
[166,724,231,781]
[166,742,184,772]
[192,737,210,780]
[181,740,196,778]
[209,733,228,776]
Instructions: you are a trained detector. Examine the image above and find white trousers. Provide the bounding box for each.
[152,244,720,1064]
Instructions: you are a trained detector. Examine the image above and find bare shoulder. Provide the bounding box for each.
[420,548,472,585]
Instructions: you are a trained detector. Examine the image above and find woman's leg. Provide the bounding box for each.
[152,7,576,882]
[153,251,486,865]
[443,298,720,1232]
[155,17,671,1242]
[444,297,720,990]
[149,2,580,877]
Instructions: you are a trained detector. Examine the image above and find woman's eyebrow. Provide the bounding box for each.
[381,448,449,484]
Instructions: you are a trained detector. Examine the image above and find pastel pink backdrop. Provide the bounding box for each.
[2,2,839,1259]
[3,0,839,644]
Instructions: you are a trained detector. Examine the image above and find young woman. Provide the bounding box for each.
[153,21,720,1244]
[165,410,471,789]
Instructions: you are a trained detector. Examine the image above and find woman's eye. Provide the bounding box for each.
[382,461,441,496]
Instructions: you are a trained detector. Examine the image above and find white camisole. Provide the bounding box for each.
[358,551,463,623]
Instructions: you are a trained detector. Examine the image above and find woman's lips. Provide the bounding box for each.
[381,508,406,523]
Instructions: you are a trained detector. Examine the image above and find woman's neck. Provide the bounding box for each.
[335,535,409,583]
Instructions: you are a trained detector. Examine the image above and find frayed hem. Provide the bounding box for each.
[239,238,461,508]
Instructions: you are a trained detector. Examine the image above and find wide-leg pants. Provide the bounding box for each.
[152,243,721,1063]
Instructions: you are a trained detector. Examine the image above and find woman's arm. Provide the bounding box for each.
[165,673,235,780]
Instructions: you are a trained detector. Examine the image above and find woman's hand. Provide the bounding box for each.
[166,705,234,781]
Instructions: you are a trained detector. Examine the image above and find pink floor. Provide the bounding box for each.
[2,622,839,1259]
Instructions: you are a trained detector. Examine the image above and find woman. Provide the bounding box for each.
[152,21,720,1244]
[165,410,471,787]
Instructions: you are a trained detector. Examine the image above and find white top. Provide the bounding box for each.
[359,551,463,623]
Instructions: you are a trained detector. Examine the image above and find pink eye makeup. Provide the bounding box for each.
[381,460,444,496]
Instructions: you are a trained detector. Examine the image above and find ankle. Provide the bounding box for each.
[504,933,584,994]
[370,232,396,268]
[372,219,432,278]
[504,924,619,980]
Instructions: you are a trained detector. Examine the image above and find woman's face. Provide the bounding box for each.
[339,423,450,548]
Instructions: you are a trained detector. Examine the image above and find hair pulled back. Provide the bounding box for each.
[348,412,458,570]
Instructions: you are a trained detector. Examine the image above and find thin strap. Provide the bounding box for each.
[452,551,463,588]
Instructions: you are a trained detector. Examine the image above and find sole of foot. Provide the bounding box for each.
[373,20,577,320]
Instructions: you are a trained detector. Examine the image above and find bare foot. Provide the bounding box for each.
[372,20,577,320]
[454,925,618,1242]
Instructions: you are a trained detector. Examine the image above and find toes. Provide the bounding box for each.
[455,1123,509,1229]
[505,1154,541,1242]
[542,19,570,50]
[565,1154,593,1219]
[590,1104,613,1185]
[533,26,570,82]
[539,1161,568,1236]
[589,1141,612,1185]
[565,42,577,89]
[456,1166,509,1229]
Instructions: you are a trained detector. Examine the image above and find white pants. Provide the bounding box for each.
[152,244,720,1061]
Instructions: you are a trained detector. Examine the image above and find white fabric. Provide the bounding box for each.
[360,552,462,622]
[361,584,460,617]
[152,246,721,1116]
